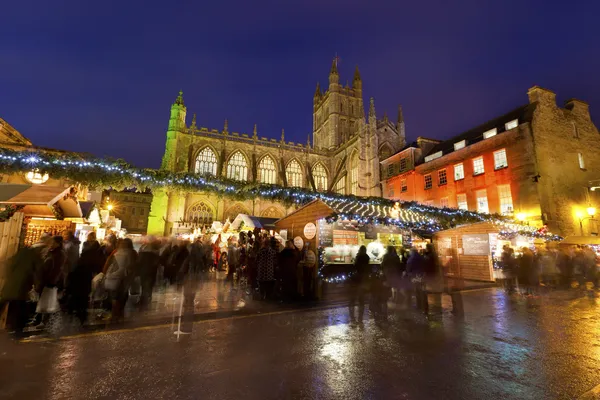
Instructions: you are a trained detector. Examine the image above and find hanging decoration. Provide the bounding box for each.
[0,148,561,239]
[0,204,24,222]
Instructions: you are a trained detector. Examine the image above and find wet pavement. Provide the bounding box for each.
[2,288,600,400]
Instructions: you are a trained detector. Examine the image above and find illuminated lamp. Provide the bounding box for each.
[107,204,114,211]
[25,170,49,185]
[516,212,526,222]
[587,207,596,217]
[575,210,584,219]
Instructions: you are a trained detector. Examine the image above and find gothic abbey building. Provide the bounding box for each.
[148,62,406,236]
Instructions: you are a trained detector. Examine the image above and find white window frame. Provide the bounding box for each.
[387,164,394,177]
[497,184,513,215]
[476,189,489,214]
[194,147,218,176]
[454,140,466,151]
[424,174,433,190]
[226,151,249,181]
[505,119,518,130]
[454,163,464,181]
[473,156,485,175]
[401,179,407,193]
[493,149,508,170]
[258,156,277,184]
[483,128,497,139]
[399,158,407,171]
[286,160,303,188]
[438,169,447,186]
[313,163,328,192]
[456,194,468,210]
[334,176,346,195]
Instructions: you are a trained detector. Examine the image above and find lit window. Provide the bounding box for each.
[476,189,489,214]
[399,158,407,171]
[258,155,277,184]
[578,153,585,170]
[424,174,432,190]
[195,147,218,176]
[187,202,213,225]
[401,179,407,192]
[334,176,345,195]
[505,119,518,130]
[25,170,49,185]
[454,140,466,151]
[387,164,395,177]
[286,159,303,187]
[226,151,249,181]
[438,169,447,185]
[457,194,468,210]
[454,163,464,180]
[350,153,359,195]
[313,163,328,192]
[440,197,449,208]
[424,151,442,163]
[483,128,497,139]
[493,149,508,170]
[497,184,513,215]
[473,157,485,175]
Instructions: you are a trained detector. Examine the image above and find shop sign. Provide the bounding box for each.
[318,220,333,247]
[294,236,304,250]
[303,222,316,240]
[333,230,359,245]
[305,250,316,267]
[462,234,490,255]
[279,229,288,241]
[365,226,377,239]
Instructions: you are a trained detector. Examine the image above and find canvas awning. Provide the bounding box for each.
[230,214,278,231]
[0,184,83,218]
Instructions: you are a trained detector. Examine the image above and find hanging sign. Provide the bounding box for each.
[304,222,317,240]
[462,234,490,255]
[318,220,333,247]
[293,236,304,250]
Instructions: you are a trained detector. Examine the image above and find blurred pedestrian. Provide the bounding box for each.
[349,245,370,324]
[35,236,66,328]
[138,238,161,309]
[257,237,278,300]
[279,240,299,302]
[104,238,137,321]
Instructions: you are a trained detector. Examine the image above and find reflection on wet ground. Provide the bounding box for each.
[1,288,600,400]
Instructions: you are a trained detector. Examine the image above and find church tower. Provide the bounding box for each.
[313,61,365,150]
[161,91,187,171]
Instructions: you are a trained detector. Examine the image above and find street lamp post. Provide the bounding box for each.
[576,206,597,236]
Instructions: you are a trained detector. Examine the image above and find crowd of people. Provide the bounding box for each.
[347,243,442,324]
[0,228,310,337]
[500,244,600,295]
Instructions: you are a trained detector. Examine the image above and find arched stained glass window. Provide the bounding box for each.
[286,159,303,188]
[334,176,346,195]
[350,153,359,195]
[313,163,328,192]
[187,202,213,225]
[258,155,277,184]
[226,151,248,181]
[195,147,218,176]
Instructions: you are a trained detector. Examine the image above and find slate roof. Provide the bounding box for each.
[424,103,537,158]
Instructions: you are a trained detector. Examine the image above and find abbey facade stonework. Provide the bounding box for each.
[148,62,406,236]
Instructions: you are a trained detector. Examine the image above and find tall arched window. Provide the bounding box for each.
[350,152,359,195]
[226,151,248,181]
[187,202,213,225]
[334,176,346,195]
[195,147,218,176]
[313,163,328,192]
[258,155,277,184]
[286,159,303,188]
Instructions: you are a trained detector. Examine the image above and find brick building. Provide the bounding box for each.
[382,86,600,236]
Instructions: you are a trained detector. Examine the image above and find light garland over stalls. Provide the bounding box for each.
[0,148,561,239]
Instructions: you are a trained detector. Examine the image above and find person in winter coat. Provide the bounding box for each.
[103,238,137,321]
[65,241,97,326]
[35,236,67,327]
[349,245,371,323]
[381,246,403,303]
[0,234,49,335]
[137,238,161,309]
[279,240,299,302]
[61,230,80,289]
[257,238,278,300]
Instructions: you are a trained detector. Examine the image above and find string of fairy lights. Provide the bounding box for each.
[0,148,561,240]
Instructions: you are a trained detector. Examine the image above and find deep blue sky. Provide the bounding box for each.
[1,0,599,168]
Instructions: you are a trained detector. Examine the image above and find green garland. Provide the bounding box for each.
[0,147,540,233]
[0,204,24,222]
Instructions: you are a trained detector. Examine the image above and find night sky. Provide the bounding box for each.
[2,0,599,168]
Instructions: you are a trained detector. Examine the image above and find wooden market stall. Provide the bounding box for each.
[433,221,543,282]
